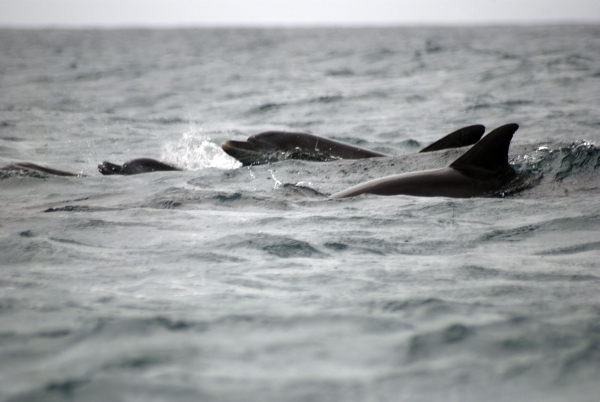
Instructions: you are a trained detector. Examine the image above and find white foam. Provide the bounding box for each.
[162,127,241,171]
[268,169,282,189]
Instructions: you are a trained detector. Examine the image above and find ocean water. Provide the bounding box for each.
[1,26,600,401]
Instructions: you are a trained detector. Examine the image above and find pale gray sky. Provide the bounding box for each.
[1,0,599,27]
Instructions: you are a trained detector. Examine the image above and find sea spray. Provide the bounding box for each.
[162,126,241,171]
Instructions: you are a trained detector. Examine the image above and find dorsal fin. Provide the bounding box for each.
[419,124,485,153]
[450,123,518,173]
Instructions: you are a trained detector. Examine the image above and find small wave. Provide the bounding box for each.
[325,68,354,76]
[425,39,443,53]
[407,323,474,361]
[213,233,327,259]
[508,140,600,197]
[248,102,285,114]
[150,116,189,125]
[141,188,295,211]
[560,339,600,376]
[537,241,600,256]
[479,224,540,242]
[278,183,327,199]
[44,206,93,213]
[554,140,600,180]
[45,379,89,394]
[378,298,449,314]
[311,95,343,104]
[161,126,241,171]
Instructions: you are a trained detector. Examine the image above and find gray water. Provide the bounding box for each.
[1,26,599,402]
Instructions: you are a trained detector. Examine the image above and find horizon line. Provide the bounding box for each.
[1,19,599,30]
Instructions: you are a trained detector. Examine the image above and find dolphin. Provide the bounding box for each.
[98,158,181,175]
[1,162,84,177]
[222,131,387,166]
[221,125,485,166]
[330,123,519,199]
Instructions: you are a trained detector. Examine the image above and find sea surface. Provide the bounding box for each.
[1,26,599,402]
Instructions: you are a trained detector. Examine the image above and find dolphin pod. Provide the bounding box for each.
[221,125,485,166]
[1,125,485,176]
[1,123,521,199]
[331,123,519,199]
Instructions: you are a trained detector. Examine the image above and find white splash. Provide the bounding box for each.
[162,127,241,170]
[295,181,313,187]
[268,169,282,189]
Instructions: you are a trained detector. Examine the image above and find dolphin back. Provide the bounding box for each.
[331,123,519,199]
[1,162,82,177]
[99,158,181,175]
[222,131,388,166]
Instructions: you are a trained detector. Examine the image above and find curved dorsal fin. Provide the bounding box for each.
[419,124,485,153]
[450,123,518,173]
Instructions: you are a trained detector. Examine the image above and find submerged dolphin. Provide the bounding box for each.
[1,162,85,177]
[330,123,519,199]
[0,159,180,176]
[222,125,485,166]
[98,158,181,175]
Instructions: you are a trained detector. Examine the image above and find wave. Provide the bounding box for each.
[507,140,600,197]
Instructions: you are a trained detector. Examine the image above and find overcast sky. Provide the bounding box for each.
[1,0,599,27]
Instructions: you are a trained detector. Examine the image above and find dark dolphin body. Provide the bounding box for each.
[330,123,519,199]
[222,131,387,166]
[1,162,84,177]
[98,158,181,175]
[221,125,485,166]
